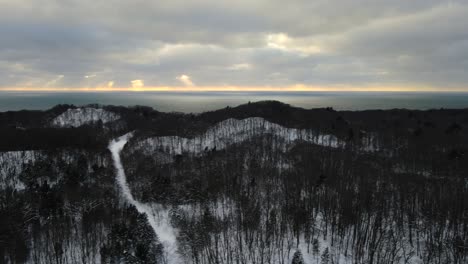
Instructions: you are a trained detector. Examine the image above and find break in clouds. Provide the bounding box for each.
[0,0,467,90]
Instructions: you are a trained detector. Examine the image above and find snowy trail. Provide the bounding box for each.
[109,133,181,263]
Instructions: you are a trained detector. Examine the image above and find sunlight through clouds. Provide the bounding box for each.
[176,75,194,86]
[266,33,323,55]
[0,0,467,91]
[131,79,144,89]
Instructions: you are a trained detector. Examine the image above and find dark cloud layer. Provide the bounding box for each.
[0,0,467,90]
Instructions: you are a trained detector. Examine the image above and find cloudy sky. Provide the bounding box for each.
[1,0,467,91]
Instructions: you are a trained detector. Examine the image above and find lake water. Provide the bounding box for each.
[1,91,468,113]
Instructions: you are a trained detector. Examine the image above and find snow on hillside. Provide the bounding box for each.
[0,149,110,191]
[133,117,342,156]
[174,201,351,264]
[0,150,40,190]
[51,107,120,127]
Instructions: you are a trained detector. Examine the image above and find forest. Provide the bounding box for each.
[0,101,467,263]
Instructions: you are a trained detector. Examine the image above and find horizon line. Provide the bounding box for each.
[2,85,468,93]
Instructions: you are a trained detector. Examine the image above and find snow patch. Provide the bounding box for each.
[52,108,120,128]
[134,117,341,156]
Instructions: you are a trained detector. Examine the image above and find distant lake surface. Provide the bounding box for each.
[1,91,468,112]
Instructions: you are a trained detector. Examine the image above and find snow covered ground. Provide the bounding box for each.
[0,149,109,191]
[109,134,182,264]
[133,117,343,156]
[174,201,350,264]
[0,150,41,190]
[51,107,120,127]
[108,115,434,264]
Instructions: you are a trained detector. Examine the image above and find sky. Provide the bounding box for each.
[0,0,467,92]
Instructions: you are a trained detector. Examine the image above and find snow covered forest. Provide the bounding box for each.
[0,101,467,263]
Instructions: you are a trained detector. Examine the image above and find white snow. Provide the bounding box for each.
[109,133,181,264]
[134,117,342,156]
[0,150,40,190]
[0,149,110,191]
[52,108,120,128]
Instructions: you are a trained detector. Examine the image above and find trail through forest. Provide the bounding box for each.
[109,133,181,264]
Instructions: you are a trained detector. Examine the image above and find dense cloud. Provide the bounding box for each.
[0,0,466,90]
